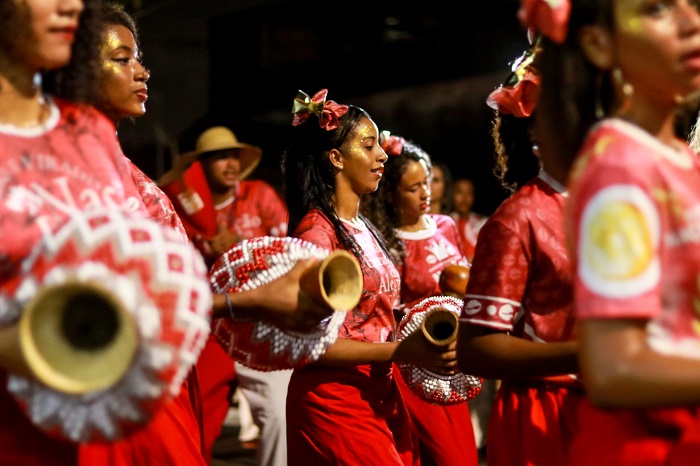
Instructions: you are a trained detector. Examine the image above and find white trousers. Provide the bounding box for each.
[234,362,292,466]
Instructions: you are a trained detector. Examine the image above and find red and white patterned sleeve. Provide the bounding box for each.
[459,215,529,331]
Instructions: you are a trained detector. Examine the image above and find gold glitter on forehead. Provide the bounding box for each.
[100,29,121,55]
[99,26,140,75]
[356,118,378,142]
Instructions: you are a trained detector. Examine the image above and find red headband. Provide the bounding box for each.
[486,37,542,118]
[518,0,571,44]
[291,89,349,131]
[380,130,405,156]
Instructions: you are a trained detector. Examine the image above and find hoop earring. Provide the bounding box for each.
[613,67,634,114]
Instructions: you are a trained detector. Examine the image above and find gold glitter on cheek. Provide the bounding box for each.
[102,61,120,75]
[100,30,123,75]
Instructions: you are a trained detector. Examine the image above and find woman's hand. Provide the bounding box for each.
[221,258,335,333]
[393,330,459,375]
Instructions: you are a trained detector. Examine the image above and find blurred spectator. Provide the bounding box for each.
[450,177,488,263]
[429,160,453,215]
[160,126,291,466]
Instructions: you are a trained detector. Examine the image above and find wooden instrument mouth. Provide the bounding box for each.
[421,308,459,347]
[21,281,138,394]
[302,250,363,311]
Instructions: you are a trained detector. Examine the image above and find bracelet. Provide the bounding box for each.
[224,292,235,319]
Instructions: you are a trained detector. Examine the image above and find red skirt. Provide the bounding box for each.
[569,398,700,466]
[394,366,478,466]
[286,363,420,466]
[488,379,583,466]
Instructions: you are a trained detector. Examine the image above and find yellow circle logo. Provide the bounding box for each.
[587,201,652,280]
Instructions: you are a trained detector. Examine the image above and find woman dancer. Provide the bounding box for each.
[282,88,458,465]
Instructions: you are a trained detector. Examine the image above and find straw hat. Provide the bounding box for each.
[194,127,262,180]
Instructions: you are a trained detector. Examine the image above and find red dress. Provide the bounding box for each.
[567,119,700,466]
[0,98,205,465]
[460,173,582,466]
[286,210,420,466]
[395,214,478,466]
[79,158,207,466]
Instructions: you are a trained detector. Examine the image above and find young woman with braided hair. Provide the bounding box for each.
[282,89,458,465]
[362,133,479,466]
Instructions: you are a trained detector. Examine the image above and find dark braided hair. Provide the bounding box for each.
[282,104,393,267]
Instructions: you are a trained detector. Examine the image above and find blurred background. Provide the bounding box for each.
[115,0,529,215]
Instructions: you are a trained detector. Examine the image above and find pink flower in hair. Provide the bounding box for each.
[291,89,349,131]
[518,0,571,44]
[380,131,406,156]
[486,68,541,118]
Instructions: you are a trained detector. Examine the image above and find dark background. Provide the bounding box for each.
[115,0,529,216]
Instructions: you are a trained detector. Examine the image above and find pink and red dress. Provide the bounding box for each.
[285,209,420,466]
[395,213,478,466]
[567,118,700,466]
[81,160,207,466]
[460,172,582,466]
[0,98,206,466]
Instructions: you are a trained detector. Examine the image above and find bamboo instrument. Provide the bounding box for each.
[299,249,363,311]
[421,307,459,347]
[0,280,137,395]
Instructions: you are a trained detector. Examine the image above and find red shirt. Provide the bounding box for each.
[567,119,700,466]
[0,98,146,465]
[396,214,468,309]
[452,211,488,262]
[127,160,187,242]
[194,179,288,266]
[294,210,400,342]
[461,174,574,343]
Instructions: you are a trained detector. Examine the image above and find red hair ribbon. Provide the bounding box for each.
[292,89,349,131]
[486,38,542,118]
[518,0,571,44]
[380,130,405,156]
[486,69,541,118]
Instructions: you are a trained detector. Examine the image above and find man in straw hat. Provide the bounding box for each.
[160,125,291,466]
[160,125,287,264]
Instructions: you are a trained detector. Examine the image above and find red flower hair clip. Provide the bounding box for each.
[292,89,349,131]
[380,130,405,156]
[486,38,542,118]
[518,0,571,44]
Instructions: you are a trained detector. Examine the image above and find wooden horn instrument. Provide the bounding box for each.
[421,307,459,347]
[299,249,363,311]
[0,280,138,395]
